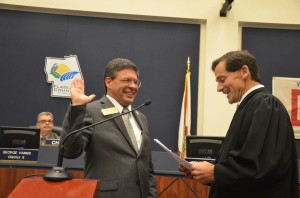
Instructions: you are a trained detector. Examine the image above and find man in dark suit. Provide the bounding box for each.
[61,58,157,198]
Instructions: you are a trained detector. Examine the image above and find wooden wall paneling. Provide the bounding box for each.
[0,168,210,198]
[156,176,210,198]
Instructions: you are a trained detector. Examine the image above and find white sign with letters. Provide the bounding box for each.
[273,76,300,138]
[44,55,83,98]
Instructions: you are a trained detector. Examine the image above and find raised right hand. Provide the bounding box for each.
[70,78,96,106]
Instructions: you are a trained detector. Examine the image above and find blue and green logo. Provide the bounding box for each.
[50,63,79,81]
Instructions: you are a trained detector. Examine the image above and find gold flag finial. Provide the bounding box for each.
[187,56,190,72]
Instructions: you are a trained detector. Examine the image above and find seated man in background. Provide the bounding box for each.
[36,112,60,145]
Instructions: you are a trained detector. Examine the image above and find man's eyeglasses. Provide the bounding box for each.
[37,120,53,124]
[118,78,142,88]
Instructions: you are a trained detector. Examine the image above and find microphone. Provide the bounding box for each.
[43,100,152,181]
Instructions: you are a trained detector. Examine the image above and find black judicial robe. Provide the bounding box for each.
[210,87,299,198]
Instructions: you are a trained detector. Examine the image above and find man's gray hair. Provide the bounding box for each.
[37,112,54,122]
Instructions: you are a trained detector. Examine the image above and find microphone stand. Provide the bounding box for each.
[43,100,151,181]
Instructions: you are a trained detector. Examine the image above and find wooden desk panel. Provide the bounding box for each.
[8,178,100,198]
[157,176,210,198]
[0,168,84,198]
[0,168,210,198]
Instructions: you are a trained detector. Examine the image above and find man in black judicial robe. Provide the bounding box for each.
[180,50,299,198]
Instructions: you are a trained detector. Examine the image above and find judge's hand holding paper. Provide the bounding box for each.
[179,161,215,185]
[154,139,215,184]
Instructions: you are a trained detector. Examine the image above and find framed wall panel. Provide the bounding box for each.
[0,9,200,151]
[242,27,300,91]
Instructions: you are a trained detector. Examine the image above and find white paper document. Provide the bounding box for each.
[154,138,192,170]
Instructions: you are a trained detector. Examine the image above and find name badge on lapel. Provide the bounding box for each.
[101,107,119,116]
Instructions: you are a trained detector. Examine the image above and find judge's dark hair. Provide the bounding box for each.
[211,50,261,83]
[103,58,139,92]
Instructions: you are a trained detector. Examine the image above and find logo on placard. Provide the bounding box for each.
[44,55,83,98]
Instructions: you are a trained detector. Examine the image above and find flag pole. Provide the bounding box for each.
[178,56,191,158]
[187,56,190,72]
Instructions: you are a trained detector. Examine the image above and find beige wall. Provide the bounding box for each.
[1,0,300,136]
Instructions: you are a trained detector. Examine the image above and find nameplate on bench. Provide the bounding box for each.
[0,148,38,163]
[45,139,60,146]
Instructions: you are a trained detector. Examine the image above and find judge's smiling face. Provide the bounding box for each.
[214,60,246,104]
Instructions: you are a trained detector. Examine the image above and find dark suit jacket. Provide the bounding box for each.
[61,96,157,198]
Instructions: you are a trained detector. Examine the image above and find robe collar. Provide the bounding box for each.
[238,84,264,106]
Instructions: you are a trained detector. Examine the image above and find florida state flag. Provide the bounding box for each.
[178,57,191,158]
